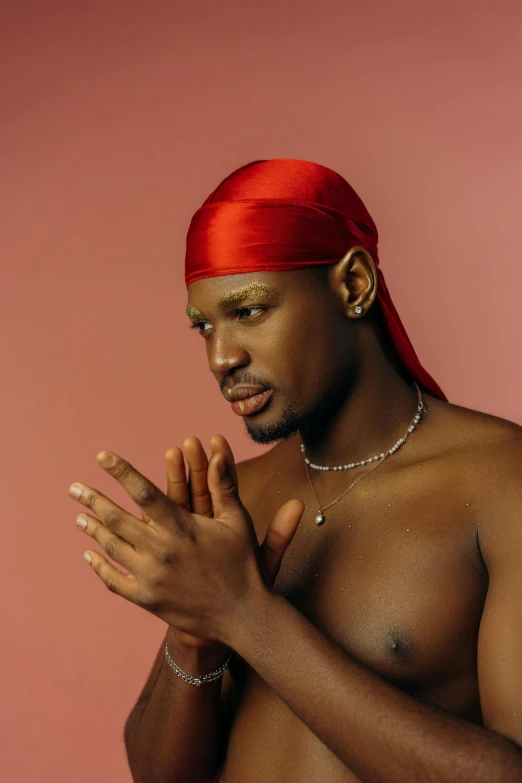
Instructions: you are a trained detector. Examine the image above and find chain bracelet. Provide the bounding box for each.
[164,641,233,687]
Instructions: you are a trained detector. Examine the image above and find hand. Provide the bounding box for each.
[69,440,304,648]
[143,435,233,649]
[161,435,302,652]
[164,435,297,585]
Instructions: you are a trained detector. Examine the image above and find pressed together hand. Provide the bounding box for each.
[69,435,304,648]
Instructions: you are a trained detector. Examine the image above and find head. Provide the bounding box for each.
[184,158,446,443]
[187,248,408,443]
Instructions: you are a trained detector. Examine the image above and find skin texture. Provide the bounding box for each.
[71,253,522,782]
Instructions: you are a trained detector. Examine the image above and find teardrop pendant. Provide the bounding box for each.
[315,513,325,525]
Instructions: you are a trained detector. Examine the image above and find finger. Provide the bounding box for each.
[207,452,243,520]
[94,451,185,532]
[75,512,142,572]
[183,437,213,517]
[209,434,238,488]
[83,548,140,602]
[259,499,305,586]
[69,480,152,548]
[164,447,191,510]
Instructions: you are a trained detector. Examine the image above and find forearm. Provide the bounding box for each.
[232,590,522,783]
[124,629,229,783]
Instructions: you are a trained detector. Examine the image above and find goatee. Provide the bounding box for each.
[245,409,302,444]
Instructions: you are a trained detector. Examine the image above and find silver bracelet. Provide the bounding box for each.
[164,641,233,687]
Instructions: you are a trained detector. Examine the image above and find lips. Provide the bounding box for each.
[226,386,274,417]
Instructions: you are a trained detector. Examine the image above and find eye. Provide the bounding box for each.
[189,321,212,333]
[189,306,267,335]
[236,306,266,320]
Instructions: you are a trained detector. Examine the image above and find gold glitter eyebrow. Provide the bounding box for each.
[186,304,204,320]
[186,283,275,321]
[217,283,275,312]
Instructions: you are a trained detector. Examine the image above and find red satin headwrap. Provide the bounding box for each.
[185,158,446,401]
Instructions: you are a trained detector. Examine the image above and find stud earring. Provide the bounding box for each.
[354,305,363,315]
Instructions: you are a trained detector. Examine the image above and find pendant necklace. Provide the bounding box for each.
[303,383,427,525]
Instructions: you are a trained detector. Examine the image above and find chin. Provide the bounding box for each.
[244,408,302,444]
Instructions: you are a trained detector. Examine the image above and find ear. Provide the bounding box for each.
[330,246,378,320]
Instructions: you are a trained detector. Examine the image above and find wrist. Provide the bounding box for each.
[226,584,280,652]
[165,627,231,675]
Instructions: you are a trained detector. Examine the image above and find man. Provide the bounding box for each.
[69,159,522,782]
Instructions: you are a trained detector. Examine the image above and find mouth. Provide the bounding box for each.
[230,389,274,417]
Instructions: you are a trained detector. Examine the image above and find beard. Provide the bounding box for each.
[244,406,303,444]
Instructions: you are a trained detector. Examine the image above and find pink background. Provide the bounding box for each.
[2,1,521,780]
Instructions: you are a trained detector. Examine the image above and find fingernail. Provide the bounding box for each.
[69,484,82,498]
[76,515,88,529]
[97,451,116,467]
[83,552,92,563]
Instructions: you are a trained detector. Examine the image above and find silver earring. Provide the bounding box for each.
[354,305,363,315]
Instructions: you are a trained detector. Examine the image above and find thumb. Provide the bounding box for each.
[208,452,243,518]
[259,499,305,586]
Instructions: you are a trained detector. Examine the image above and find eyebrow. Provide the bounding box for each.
[217,283,275,312]
[186,283,275,320]
[186,304,204,320]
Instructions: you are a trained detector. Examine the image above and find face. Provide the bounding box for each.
[186,269,359,444]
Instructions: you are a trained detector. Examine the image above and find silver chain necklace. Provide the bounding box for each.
[304,383,427,525]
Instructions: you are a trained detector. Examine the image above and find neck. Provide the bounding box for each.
[299,334,421,467]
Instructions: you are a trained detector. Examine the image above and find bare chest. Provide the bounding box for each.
[245,464,488,690]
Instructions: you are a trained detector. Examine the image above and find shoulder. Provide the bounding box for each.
[389,395,522,570]
[438,401,522,570]
[426,395,522,468]
[449,402,522,470]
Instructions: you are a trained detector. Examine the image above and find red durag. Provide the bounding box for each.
[185,159,446,401]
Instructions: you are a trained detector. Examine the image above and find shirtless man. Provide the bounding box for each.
[69,160,522,782]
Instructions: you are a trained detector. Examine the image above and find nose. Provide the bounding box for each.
[207,328,250,380]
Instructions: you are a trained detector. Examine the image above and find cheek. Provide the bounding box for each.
[301,325,356,398]
[265,318,344,400]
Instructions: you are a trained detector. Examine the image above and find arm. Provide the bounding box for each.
[232,591,522,783]
[227,441,522,783]
[124,627,236,783]
[123,439,242,783]
[70,438,302,783]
